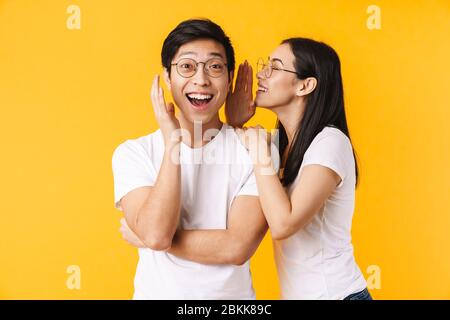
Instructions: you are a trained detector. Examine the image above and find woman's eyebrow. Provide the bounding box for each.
[269,56,284,65]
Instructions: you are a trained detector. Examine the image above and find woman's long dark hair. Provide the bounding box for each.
[278,38,359,187]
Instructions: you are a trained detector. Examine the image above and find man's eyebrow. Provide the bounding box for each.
[177,51,225,59]
[209,52,225,59]
[178,51,197,58]
[269,56,284,65]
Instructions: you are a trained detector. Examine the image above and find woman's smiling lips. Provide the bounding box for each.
[257,82,268,93]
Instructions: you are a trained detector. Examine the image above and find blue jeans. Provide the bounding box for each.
[343,288,373,300]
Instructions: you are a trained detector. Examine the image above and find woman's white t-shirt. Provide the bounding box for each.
[273,126,367,300]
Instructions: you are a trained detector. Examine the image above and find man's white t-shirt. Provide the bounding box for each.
[112,123,278,300]
[273,126,367,300]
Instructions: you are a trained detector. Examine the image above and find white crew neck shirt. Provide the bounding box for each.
[273,126,367,300]
[112,123,279,299]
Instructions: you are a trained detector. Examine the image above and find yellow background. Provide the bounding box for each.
[1,0,449,299]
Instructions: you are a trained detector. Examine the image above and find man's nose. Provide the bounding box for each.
[192,63,210,86]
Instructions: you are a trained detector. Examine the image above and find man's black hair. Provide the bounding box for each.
[161,19,235,76]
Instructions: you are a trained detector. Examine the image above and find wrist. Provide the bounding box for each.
[164,142,181,164]
[249,142,270,161]
[255,159,276,176]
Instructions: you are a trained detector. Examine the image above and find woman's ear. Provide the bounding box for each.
[163,68,171,90]
[296,77,317,96]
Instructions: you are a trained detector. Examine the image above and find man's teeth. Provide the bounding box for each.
[258,87,268,92]
[187,93,212,100]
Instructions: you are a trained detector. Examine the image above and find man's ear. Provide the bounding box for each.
[163,68,171,91]
[296,77,317,96]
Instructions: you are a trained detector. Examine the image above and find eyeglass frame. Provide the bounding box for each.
[170,58,228,78]
[257,57,301,78]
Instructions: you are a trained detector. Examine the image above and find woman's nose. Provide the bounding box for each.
[256,69,264,80]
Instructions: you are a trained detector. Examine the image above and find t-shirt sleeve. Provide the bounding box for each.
[301,132,351,188]
[236,143,281,197]
[112,140,156,211]
[236,171,259,197]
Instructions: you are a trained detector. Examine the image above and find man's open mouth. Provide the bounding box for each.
[186,93,214,108]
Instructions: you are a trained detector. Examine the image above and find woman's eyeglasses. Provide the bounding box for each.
[256,57,301,78]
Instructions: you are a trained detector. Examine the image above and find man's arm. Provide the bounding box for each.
[167,195,268,265]
[120,143,181,251]
[119,75,183,251]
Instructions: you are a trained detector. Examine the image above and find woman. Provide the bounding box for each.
[226,37,372,300]
[119,36,372,300]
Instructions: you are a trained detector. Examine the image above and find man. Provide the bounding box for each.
[112,19,278,299]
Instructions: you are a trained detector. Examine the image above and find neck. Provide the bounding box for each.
[272,99,306,148]
[178,112,223,148]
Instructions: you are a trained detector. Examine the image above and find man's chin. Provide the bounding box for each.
[190,113,217,125]
[179,110,218,126]
[178,105,220,125]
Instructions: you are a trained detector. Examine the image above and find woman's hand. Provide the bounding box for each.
[236,125,272,167]
[119,218,146,248]
[225,61,256,128]
[151,75,181,147]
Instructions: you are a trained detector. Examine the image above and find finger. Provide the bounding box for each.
[155,76,166,115]
[235,64,241,91]
[158,86,167,114]
[248,64,253,98]
[150,76,156,107]
[151,75,156,98]
[256,126,266,139]
[267,131,272,145]
[151,75,159,103]
[237,63,244,91]
[151,75,160,117]
[244,61,249,93]
[228,78,234,94]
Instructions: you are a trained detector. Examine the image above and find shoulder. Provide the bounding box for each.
[223,124,280,170]
[221,124,248,155]
[308,126,352,154]
[112,130,162,163]
[302,127,355,184]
